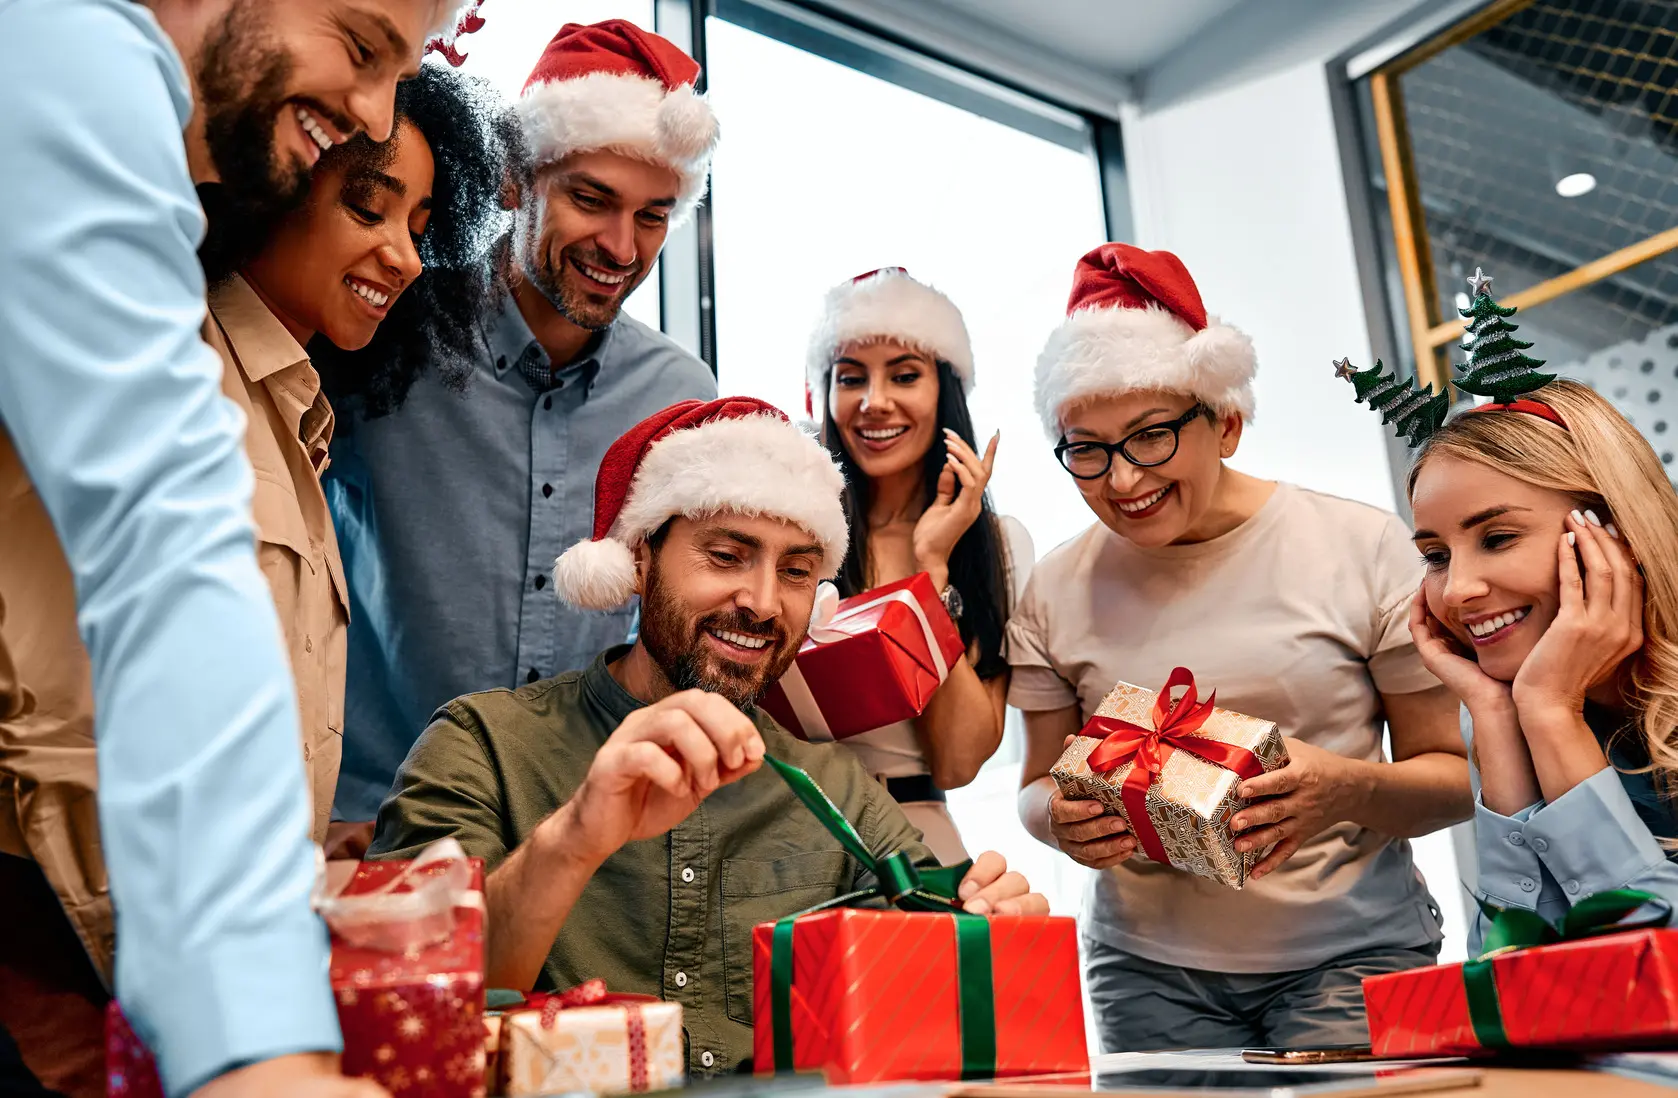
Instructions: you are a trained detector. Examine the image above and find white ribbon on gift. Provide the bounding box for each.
[781,583,952,742]
[312,836,485,952]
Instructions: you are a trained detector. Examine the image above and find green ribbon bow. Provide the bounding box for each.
[764,754,996,1079]
[1464,888,1671,1048]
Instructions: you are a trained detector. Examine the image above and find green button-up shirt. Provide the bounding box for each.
[367,647,935,1076]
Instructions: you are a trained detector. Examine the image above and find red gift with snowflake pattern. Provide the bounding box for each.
[107,846,486,1098]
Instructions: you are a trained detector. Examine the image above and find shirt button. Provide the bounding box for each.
[675,972,688,988]
[303,742,313,760]
[527,668,540,684]
[1508,833,1524,846]
[555,380,564,389]
[305,636,314,653]
[496,355,507,370]
[543,396,553,411]
[681,866,695,883]
[1566,879,1582,895]
[1531,837,1549,853]
[534,574,547,590]
[1520,877,1537,892]
[700,1051,715,1069]
[542,483,553,498]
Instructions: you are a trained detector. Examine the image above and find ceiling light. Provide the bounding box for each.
[1555,172,1597,198]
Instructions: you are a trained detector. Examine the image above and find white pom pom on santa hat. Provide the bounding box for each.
[516,19,721,225]
[1033,243,1256,439]
[551,397,849,610]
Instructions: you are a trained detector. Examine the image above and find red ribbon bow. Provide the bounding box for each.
[516,980,660,1091]
[1080,667,1266,866]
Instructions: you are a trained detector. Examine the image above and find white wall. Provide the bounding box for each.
[1121,0,1474,961]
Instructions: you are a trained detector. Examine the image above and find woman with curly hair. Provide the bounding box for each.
[197,61,509,848]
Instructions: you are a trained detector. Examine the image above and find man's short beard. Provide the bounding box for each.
[195,0,310,283]
[514,207,642,333]
[638,556,798,710]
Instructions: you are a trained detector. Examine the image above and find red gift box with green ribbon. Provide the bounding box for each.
[750,756,1088,1083]
[1364,890,1678,1055]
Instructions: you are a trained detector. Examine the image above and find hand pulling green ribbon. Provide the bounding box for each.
[1464,888,1671,1048]
[763,754,996,1079]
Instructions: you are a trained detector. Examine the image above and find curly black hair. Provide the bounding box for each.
[306,63,522,418]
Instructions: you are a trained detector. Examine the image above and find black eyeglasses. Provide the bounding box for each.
[1054,403,1212,480]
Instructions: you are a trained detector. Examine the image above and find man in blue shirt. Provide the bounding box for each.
[0,1,448,1096]
[328,20,720,826]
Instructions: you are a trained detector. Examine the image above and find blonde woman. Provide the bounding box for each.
[1406,377,1678,938]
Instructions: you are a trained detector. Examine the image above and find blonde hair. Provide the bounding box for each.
[1409,379,1678,800]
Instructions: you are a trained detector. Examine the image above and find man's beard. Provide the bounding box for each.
[639,560,800,710]
[194,1,314,283]
[518,217,644,332]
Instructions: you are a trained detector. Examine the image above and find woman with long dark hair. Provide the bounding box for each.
[806,267,1033,863]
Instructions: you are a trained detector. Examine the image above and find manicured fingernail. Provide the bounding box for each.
[1566,531,1576,547]
[1570,509,1585,525]
[966,898,991,915]
[1607,523,1621,539]
[959,880,978,899]
[1585,509,1603,527]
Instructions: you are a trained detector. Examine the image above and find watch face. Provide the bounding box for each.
[942,584,964,620]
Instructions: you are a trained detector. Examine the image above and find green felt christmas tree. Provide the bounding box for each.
[1454,268,1554,402]
[1335,356,1449,446]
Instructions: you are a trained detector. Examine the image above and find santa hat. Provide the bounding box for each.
[1034,244,1256,438]
[553,398,849,609]
[518,20,720,224]
[804,267,974,416]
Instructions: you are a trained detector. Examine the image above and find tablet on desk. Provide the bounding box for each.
[952,1064,1483,1098]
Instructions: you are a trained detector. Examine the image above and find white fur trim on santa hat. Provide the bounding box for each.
[518,71,719,224]
[552,414,848,609]
[805,271,974,412]
[1033,304,1256,439]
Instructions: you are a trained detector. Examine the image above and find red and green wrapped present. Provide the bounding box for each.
[1050,668,1288,889]
[497,980,684,1096]
[1364,890,1678,1056]
[750,756,1088,1084]
[761,573,966,742]
[107,840,486,1098]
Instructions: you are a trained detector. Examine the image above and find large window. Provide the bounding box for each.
[1366,0,1678,476]
[443,0,662,331]
[704,17,1107,559]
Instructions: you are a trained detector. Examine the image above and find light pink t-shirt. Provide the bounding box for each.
[1006,482,1445,972]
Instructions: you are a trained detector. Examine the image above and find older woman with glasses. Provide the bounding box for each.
[1009,245,1471,1051]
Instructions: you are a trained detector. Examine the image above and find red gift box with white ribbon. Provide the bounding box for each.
[108,840,486,1098]
[761,573,966,742]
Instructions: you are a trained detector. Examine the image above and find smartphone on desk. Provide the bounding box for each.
[1244,1048,1387,1066]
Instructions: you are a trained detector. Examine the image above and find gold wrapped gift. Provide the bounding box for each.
[499,984,684,1097]
[1050,668,1288,889]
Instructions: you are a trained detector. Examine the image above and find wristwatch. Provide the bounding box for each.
[939,583,964,620]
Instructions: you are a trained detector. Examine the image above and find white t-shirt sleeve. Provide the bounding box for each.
[1366,513,1440,695]
[1003,566,1079,712]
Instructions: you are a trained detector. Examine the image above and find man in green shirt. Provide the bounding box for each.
[368,398,1044,1076]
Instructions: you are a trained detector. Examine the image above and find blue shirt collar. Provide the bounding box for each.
[487,288,616,391]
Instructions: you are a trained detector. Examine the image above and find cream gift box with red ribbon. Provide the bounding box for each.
[761,572,967,742]
[497,980,684,1096]
[108,840,488,1098]
[1050,669,1289,889]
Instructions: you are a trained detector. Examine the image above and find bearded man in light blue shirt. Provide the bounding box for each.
[0,1,455,1096]
[327,20,720,827]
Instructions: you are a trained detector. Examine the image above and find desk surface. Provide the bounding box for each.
[1473,1067,1671,1096]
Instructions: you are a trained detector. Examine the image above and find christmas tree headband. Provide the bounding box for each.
[1337,268,1562,447]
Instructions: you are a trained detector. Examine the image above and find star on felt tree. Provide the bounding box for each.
[1454,267,1555,402]
[1337,357,1450,446]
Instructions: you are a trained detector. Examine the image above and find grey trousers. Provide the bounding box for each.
[1083,935,1440,1051]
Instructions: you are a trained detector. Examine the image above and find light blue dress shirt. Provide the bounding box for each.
[326,289,716,819]
[0,1,338,1093]
[1466,704,1678,952]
